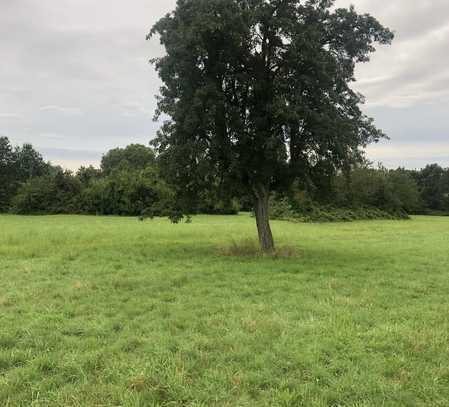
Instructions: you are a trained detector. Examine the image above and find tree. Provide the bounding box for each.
[387,168,420,213]
[0,138,49,211]
[415,164,447,212]
[14,143,49,180]
[149,0,393,251]
[101,144,156,175]
[76,166,102,186]
[0,137,16,211]
[337,166,419,213]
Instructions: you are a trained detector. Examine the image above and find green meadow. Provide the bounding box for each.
[0,214,448,406]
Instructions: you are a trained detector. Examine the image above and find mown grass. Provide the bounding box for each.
[0,214,448,406]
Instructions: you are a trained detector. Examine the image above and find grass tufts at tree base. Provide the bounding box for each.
[220,238,301,258]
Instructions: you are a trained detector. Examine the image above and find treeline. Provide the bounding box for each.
[1,136,449,220]
[271,164,449,222]
[0,137,236,217]
[271,167,417,222]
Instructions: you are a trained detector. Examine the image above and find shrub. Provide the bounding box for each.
[11,169,81,215]
[269,194,410,223]
[79,168,173,216]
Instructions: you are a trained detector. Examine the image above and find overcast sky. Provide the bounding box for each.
[1,0,448,170]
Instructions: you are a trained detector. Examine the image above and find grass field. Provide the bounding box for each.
[0,214,448,406]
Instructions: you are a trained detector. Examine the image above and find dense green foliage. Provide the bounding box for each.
[12,168,82,215]
[270,166,423,222]
[269,198,409,223]
[101,144,156,175]
[1,136,449,218]
[149,0,394,250]
[1,139,239,217]
[413,164,449,214]
[1,214,449,405]
[0,137,49,211]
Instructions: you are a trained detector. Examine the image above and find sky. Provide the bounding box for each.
[1,0,448,170]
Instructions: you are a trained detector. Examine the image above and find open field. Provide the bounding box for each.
[0,214,448,406]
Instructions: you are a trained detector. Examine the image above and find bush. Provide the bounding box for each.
[332,166,421,214]
[11,170,81,214]
[79,168,173,216]
[268,195,297,220]
[269,194,409,223]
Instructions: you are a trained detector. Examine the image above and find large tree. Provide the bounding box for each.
[149,0,393,251]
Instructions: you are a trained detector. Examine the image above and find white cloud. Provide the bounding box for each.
[39,105,83,116]
[345,1,449,109]
[367,141,449,169]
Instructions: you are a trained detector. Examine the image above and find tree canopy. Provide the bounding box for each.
[149,0,393,250]
[0,137,49,211]
[101,144,156,175]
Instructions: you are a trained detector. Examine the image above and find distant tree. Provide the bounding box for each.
[333,166,420,213]
[149,0,393,251]
[76,166,102,186]
[14,143,49,180]
[442,169,449,212]
[415,164,447,212]
[387,168,420,213]
[0,138,49,211]
[345,167,388,208]
[419,164,444,209]
[0,137,16,211]
[0,137,14,168]
[101,144,156,175]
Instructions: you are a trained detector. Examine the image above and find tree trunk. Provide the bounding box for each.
[254,185,275,252]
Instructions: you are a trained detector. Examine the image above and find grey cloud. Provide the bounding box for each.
[0,0,172,169]
[0,0,448,169]
[354,23,449,108]
[339,0,449,41]
[39,106,84,116]
[0,113,23,119]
